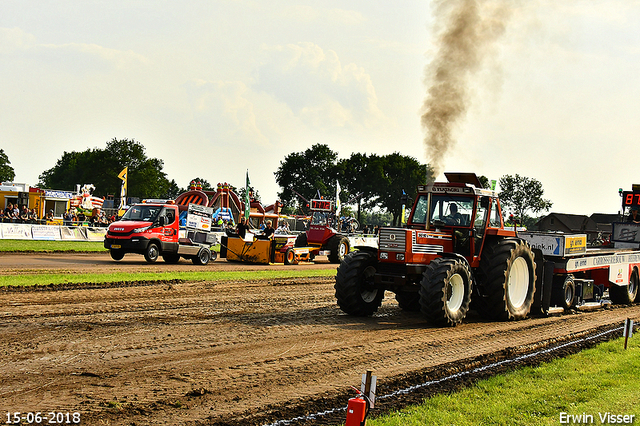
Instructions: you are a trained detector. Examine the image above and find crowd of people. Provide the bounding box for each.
[1,202,113,227]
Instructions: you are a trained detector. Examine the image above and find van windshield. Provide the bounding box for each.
[121,205,162,222]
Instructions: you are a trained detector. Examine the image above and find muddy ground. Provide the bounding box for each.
[1,252,639,425]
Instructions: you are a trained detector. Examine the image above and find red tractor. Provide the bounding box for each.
[294,199,351,263]
[334,173,537,326]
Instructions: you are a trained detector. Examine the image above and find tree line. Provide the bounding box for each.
[0,140,552,226]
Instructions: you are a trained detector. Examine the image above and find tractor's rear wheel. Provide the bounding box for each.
[419,257,472,326]
[294,233,308,247]
[328,235,350,263]
[475,239,536,321]
[334,251,383,316]
[609,269,639,304]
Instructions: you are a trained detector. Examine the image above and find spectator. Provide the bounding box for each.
[63,209,73,226]
[28,209,38,224]
[20,206,29,223]
[236,217,250,239]
[45,209,54,221]
[275,220,290,234]
[262,220,275,239]
[4,203,15,222]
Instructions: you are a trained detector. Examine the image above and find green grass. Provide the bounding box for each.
[366,336,640,426]
[0,239,108,252]
[0,268,337,287]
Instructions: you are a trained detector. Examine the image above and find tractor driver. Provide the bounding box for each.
[628,207,640,224]
[445,203,463,225]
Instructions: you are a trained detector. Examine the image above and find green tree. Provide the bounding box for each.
[498,174,553,224]
[38,138,175,199]
[372,153,433,226]
[274,144,339,212]
[0,149,16,182]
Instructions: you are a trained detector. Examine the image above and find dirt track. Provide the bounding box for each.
[1,252,640,425]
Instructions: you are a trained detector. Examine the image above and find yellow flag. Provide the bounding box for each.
[118,167,128,210]
[118,167,127,182]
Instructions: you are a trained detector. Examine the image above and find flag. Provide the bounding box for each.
[118,167,128,209]
[401,189,407,224]
[335,180,342,217]
[244,170,251,219]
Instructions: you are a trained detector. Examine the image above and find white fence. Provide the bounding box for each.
[0,223,107,241]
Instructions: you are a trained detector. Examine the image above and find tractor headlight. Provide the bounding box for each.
[396,253,405,261]
[380,252,388,260]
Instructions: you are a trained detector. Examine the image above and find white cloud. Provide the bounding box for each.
[0,27,36,53]
[254,42,386,129]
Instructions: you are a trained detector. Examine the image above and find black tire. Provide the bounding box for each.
[144,243,160,263]
[334,251,383,316]
[162,253,181,264]
[110,249,125,261]
[551,275,575,309]
[609,269,639,304]
[475,239,536,321]
[192,248,211,265]
[284,247,296,265]
[294,233,308,247]
[395,290,421,312]
[419,257,472,326]
[328,235,350,263]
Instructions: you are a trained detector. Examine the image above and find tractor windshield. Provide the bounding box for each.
[430,195,474,226]
[411,194,474,227]
[121,205,162,222]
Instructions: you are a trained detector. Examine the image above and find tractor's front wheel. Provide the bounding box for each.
[335,251,383,316]
[475,239,536,321]
[419,257,472,326]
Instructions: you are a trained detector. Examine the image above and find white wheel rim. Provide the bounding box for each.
[447,273,465,312]
[508,257,530,308]
[339,241,348,256]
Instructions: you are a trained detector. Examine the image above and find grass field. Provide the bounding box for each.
[0,239,107,252]
[364,336,639,426]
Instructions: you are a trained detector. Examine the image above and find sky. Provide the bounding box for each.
[1,0,640,216]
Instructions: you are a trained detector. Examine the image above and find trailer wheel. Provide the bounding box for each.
[475,239,536,321]
[162,253,181,264]
[192,248,211,265]
[419,257,472,326]
[334,251,383,316]
[609,268,639,304]
[144,243,160,263]
[284,247,296,265]
[110,249,125,261]
[328,235,350,263]
[395,290,421,311]
[552,275,575,309]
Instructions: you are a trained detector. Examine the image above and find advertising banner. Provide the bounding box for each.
[31,225,62,240]
[0,223,32,239]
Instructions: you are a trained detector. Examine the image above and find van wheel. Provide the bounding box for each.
[110,249,125,261]
[144,243,159,263]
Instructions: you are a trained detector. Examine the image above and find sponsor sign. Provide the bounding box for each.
[519,233,586,257]
[0,223,32,239]
[31,225,61,240]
